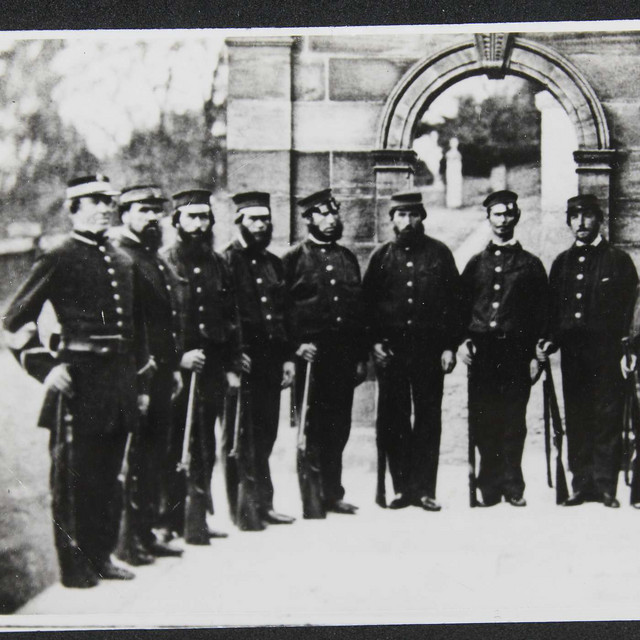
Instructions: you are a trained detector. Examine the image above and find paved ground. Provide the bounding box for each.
[9,361,640,629]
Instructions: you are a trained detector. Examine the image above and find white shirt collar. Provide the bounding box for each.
[236,230,249,249]
[576,234,603,247]
[119,227,142,244]
[491,237,518,247]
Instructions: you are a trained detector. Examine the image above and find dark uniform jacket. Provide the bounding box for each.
[162,237,241,372]
[461,241,548,356]
[111,229,182,369]
[282,238,366,356]
[3,231,147,433]
[548,238,638,348]
[363,234,462,351]
[221,238,291,358]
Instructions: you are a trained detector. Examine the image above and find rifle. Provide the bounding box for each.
[114,430,141,565]
[542,363,553,489]
[542,361,569,505]
[228,377,265,531]
[375,340,393,508]
[178,372,210,545]
[297,361,326,519]
[466,341,478,508]
[51,392,95,587]
[621,337,640,503]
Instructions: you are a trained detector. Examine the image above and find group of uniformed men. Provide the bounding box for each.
[4,173,640,590]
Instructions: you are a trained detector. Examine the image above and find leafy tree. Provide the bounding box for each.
[416,82,542,177]
[0,40,99,234]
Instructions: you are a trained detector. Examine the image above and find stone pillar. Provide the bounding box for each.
[535,91,578,214]
[574,149,616,240]
[372,149,417,242]
[225,37,294,250]
[445,138,463,208]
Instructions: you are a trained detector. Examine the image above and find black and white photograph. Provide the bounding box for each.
[2,20,640,630]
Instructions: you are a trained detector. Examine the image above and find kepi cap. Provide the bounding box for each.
[66,174,120,199]
[482,190,518,210]
[232,191,270,211]
[389,191,427,219]
[172,189,212,209]
[298,188,333,211]
[566,193,601,213]
[120,184,168,207]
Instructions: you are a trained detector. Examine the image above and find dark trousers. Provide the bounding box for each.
[136,365,174,547]
[468,335,531,502]
[376,340,444,499]
[295,334,358,506]
[560,332,625,498]
[162,359,225,535]
[223,342,284,516]
[49,421,127,582]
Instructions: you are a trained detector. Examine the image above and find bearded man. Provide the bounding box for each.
[111,185,184,561]
[363,191,461,511]
[221,191,295,526]
[160,188,241,544]
[282,188,367,515]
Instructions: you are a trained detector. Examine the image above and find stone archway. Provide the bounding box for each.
[372,34,614,237]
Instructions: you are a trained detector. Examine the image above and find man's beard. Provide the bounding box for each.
[138,223,163,253]
[177,226,214,257]
[308,219,343,243]
[240,223,273,251]
[394,221,424,247]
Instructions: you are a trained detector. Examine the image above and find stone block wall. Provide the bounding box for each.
[226,30,640,266]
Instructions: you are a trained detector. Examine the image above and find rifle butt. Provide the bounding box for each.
[375,443,387,509]
[114,508,140,565]
[236,477,266,531]
[630,456,640,505]
[184,486,210,545]
[297,449,326,519]
[555,460,569,505]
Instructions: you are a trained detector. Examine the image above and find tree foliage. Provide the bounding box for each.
[416,84,541,177]
[0,40,99,233]
[0,38,226,236]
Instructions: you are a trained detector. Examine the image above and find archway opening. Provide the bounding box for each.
[410,74,577,268]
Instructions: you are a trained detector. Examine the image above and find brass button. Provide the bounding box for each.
[261,296,267,303]
[576,274,584,280]
[194,267,201,274]
[494,284,501,291]
[330,279,336,285]
[578,256,586,263]
[495,266,502,273]
[575,312,582,319]
[256,278,263,284]
[490,320,497,328]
